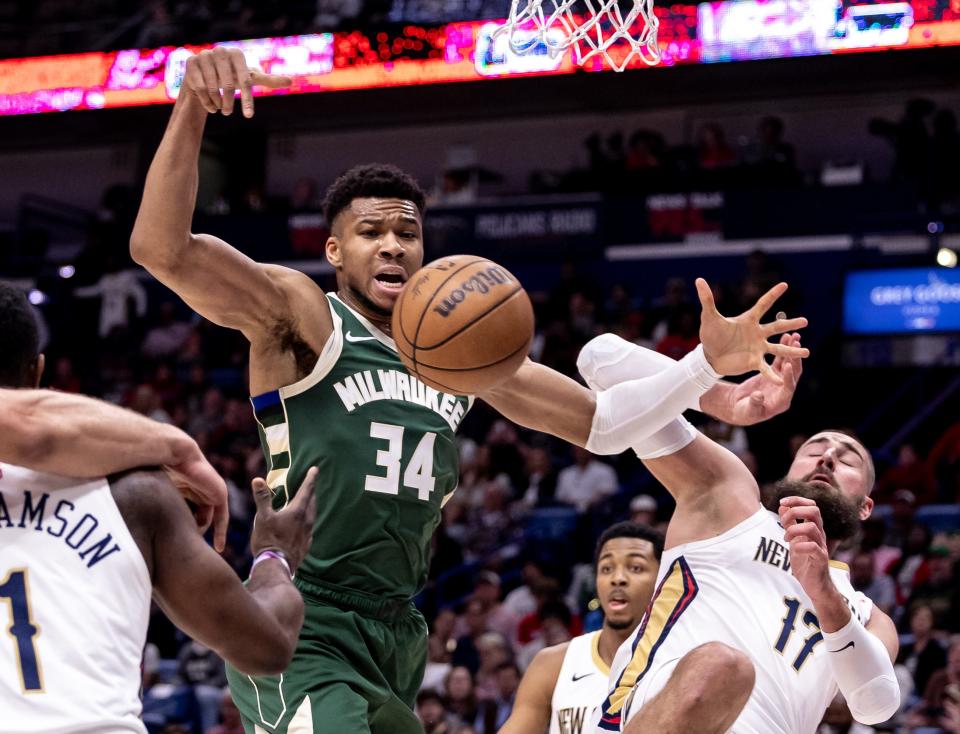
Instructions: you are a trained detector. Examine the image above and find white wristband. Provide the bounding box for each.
[251,549,293,580]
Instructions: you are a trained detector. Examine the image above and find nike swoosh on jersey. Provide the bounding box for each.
[572,672,595,682]
[829,641,855,653]
[345,332,377,343]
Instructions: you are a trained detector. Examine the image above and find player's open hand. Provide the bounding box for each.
[250,467,318,574]
[165,439,229,553]
[779,496,833,603]
[183,47,293,118]
[696,278,809,384]
[723,332,804,425]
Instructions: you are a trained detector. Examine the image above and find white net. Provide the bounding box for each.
[496,0,661,71]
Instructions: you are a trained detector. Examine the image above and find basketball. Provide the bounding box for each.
[392,255,535,395]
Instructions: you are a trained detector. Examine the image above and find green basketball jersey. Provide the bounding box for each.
[250,293,471,601]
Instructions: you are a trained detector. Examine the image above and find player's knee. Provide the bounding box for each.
[681,643,755,705]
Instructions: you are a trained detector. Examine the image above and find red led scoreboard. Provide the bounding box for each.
[1,0,958,117]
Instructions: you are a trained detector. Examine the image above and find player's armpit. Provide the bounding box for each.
[497,644,567,734]
[480,360,594,448]
[119,471,303,675]
[643,434,761,532]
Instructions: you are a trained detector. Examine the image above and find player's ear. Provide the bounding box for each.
[325,236,342,269]
[32,353,45,388]
[859,495,874,521]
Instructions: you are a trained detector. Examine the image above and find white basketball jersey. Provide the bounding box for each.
[598,508,872,734]
[552,632,611,734]
[0,464,151,734]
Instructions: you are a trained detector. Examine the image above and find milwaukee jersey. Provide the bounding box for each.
[551,632,611,734]
[598,508,873,734]
[0,464,151,734]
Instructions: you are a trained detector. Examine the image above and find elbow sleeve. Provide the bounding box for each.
[823,617,900,725]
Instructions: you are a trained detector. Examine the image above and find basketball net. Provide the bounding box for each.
[495,0,661,72]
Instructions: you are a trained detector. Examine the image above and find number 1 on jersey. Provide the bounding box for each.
[365,422,437,501]
[774,596,823,671]
[0,568,43,692]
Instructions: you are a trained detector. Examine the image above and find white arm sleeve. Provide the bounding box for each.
[578,333,700,459]
[584,344,719,456]
[822,616,900,725]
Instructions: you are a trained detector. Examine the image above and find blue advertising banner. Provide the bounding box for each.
[844,268,960,335]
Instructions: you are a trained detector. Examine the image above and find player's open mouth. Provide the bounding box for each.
[373,270,407,293]
[607,596,629,611]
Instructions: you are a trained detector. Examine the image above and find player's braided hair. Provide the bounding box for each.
[0,281,39,388]
[594,521,665,569]
[322,164,427,226]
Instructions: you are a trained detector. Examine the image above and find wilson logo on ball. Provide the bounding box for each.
[431,266,513,318]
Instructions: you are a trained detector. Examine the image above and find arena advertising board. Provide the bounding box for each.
[1,0,958,117]
[844,268,960,334]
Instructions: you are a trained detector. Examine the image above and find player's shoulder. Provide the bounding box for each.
[263,264,326,300]
[528,640,572,681]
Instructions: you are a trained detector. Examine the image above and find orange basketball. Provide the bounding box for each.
[392,255,534,395]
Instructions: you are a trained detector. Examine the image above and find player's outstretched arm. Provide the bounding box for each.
[123,468,317,676]
[497,644,566,734]
[0,388,232,547]
[130,48,310,340]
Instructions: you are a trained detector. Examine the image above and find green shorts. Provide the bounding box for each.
[226,576,428,734]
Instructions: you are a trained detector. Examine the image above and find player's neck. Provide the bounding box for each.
[337,288,394,336]
[598,624,633,666]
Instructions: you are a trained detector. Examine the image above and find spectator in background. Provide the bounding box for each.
[744,115,798,185]
[654,305,700,360]
[697,123,736,170]
[49,356,81,393]
[502,560,548,622]
[629,494,658,527]
[851,550,897,616]
[897,604,947,699]
[444,666,480,728]
[473,633,513,701]
[868,98,935,185]
[906,638,960,729]
[417,688,458,734]
[555,447,617,514]
[876,444,937,505]
[475,662,521,733]
[890,523,933,606]
[74,256,148,339]
[906,546,957,630]
[205,690,244,734]
[289,176,321,212]
[884,489,920,549]
[516,601,575,671]
[452,599,491,674]
[142,302,194,359]
[424,629,454,693]
[521,444,558,509]
[471,571,519,642]
[177,640,227,734]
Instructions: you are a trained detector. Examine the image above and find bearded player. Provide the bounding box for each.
[577,325,900,734]
[130,47,808,734]
[499,522,663,734]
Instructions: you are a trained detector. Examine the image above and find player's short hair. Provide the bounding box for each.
[0,281,39,388]
[322,164,427,226]
[595,521,665,570]
[805,428,876,493]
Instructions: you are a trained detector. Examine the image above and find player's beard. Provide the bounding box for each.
[762,479,863,542]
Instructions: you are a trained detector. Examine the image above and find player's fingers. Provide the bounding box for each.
[289,467,319,516]
[780,361,797,393]
[750,282,789,318]
[750,391,764,406]
[769,332,790,372]
[230,51,255,118]
[212,499,229,553]
[251,477,273,515]
[789,541,824,557]
[762,316,807,338]
[758,358,783,385]
[196,55,222,111]
[784,521,825,545]
[695,278,718,317]
[766,341,810,360]
[186,64,218,113]
[214,50,237,116]
[194,504,214,534]
[250,70,294,88]
[779,495,817,508]
[790,334,804,377]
